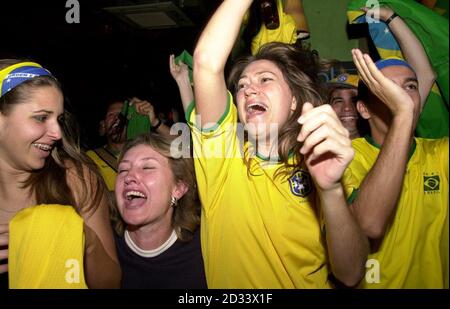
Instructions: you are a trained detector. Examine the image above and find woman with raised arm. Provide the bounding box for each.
[188,0,368,288]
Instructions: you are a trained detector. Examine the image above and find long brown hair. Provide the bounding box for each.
[115,133,200,242]
[227,42,326,178]
[0,59,109,216]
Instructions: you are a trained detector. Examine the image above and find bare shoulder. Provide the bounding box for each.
[63,158,107,217]
[64,159,97,188]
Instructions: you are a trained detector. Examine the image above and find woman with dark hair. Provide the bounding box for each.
[189,0,368,288]
[0,59,121,288]
[113,133,206,288]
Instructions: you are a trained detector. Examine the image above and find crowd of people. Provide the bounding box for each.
[0,0,447,289]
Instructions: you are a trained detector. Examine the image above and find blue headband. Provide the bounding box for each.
[0,62,52,97]
[375,58,415,75]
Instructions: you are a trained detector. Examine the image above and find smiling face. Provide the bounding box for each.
[0,85,64,172]
[236,59,297,139]
[329,87,359,137]
[115,144,185,229]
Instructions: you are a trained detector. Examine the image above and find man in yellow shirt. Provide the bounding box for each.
[346,49,448,288]
[87,98,169,192]
[87,99,125,191]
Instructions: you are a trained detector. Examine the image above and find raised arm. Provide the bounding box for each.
[350,49,415,240]
[169,54,194,113]
[366,6,436,109]
[193,0,252,126]
[133,98,171,136]
[298,103,368,287]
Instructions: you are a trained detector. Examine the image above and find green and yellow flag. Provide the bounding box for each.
[348,0,449,138]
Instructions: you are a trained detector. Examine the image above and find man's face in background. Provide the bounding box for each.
[329,87,359,139]
[102,101,126,143]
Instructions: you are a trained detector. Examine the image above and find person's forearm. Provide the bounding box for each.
[193,0,252,125]
[155,123,171,136]
[387,15,436,107]
[84,225,121,288]
[321,186,368,287]
[350,113,414,240]
[194,0,251,74]
[176,77,194,113]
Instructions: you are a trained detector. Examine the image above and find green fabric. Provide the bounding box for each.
[348,0,449,138]
[121,100,152,140]
[347,188,359,204]
[175,50,193,83]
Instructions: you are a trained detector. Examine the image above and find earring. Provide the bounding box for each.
[170,196,178,207]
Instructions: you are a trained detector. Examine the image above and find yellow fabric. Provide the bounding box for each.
[9,204,87,289]
[329,73,359,89]
[251,0,297,55]
[343,137,449,288]
[376,47,404,62]
[347,10,362,24]
[86,149,117,191]
[186,93,331,288]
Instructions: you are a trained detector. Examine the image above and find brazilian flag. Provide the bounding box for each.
[348,0,449,138]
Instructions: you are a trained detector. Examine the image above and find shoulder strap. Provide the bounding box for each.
[94,147,118,172]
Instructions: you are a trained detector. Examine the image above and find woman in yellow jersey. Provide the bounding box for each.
[188,0,368,288]
[0,59,121,288]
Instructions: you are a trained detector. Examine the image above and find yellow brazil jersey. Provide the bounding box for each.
[343,136,449,289]
[186,93,331,289]
[86,148,118,191]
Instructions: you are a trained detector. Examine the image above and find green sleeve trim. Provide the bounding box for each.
[347,188,359,204]
[185,100,195,123]
[364,135,380,149]
[365,135,417,161]
[185,92,232,133]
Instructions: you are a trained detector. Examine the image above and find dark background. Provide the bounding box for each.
[0,0,222,147]
[0,0,376,148]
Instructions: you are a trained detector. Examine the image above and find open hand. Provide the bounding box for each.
[169,54,190,84]
[352,49,415,117]
[362,5,394,23]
